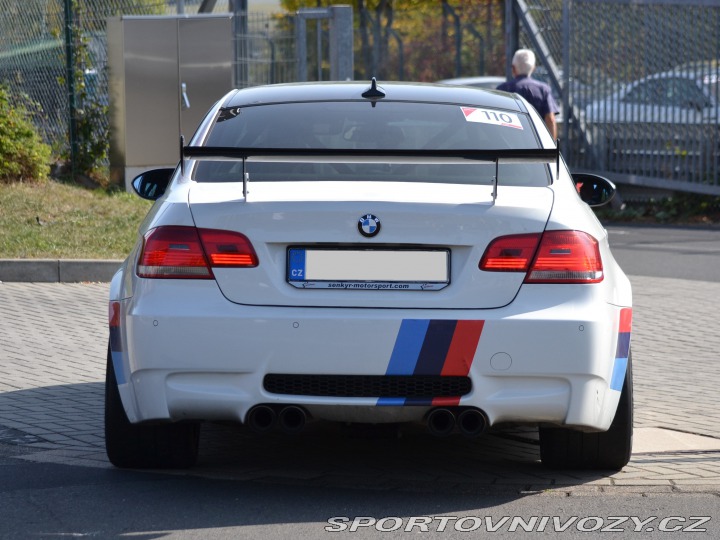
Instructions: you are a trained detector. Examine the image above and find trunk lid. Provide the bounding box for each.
[188,181,553,309]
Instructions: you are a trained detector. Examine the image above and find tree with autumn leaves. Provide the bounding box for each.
[281,0,506,81]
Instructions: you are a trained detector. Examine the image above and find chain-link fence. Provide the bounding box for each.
[286,0,720,195]
[293,0,720,195]
[0,0,168,159]
[575,0,719,194]
[0,0,298,167]
[1,1,506,161]
[513,0,720,194]
[235,11,296,88]
[3,0,719,194]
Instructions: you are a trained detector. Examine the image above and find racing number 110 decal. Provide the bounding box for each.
[462,107,523,130]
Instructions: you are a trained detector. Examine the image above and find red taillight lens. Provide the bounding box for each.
[525,230,603,283]
[197,229,258,268]
[480,230,603,283]
[479,233,541,272]
[137,226,258,279]
[138,226,213,279]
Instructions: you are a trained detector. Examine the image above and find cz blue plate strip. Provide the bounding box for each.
[288,249,306,281]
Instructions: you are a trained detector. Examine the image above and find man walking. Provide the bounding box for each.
[497,49,559,140]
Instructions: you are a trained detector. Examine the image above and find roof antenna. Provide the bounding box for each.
[362,77,385,103]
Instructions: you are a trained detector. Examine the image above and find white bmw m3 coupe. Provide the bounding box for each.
[106,79,632,470]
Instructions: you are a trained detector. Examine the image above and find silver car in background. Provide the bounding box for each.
[583,68,719,178]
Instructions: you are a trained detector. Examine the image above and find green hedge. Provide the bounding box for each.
[0,85,51,182]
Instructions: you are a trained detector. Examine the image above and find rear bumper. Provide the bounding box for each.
[111,279,631,432]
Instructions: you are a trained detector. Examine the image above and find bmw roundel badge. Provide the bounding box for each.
[358,214,381,238]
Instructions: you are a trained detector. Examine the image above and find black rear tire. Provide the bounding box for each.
[104,345,200,469]
[540,351,633,471]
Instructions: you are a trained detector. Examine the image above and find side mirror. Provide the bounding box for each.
[131,168,175,201]
[572,173,616,207]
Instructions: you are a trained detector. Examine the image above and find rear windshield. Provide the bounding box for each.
[194,101,549,186]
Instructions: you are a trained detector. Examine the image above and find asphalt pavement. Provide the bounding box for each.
[606,225,720,283]
[1,224,720,494]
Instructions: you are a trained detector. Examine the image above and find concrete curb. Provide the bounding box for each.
[0,260,121,283]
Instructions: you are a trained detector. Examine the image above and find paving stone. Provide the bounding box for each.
[671,478,720,485]
[611,479,675,486]
[0,277,719,490]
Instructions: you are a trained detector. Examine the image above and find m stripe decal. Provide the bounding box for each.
[378,319,484,406]
[441,320,485,376]
[385,319,430,375]
[108,301,127,385]
[433,320,485,406]
[413,320,458,375]
[611,308,632,392]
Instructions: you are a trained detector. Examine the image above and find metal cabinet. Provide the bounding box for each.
[108,15,233,190]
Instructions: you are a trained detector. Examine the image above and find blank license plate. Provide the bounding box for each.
[287,248,449,290]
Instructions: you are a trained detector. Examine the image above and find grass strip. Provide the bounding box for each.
[0,180,151,259]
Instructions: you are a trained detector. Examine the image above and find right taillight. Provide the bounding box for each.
[137,226,258,279]
[480,230,603,284]
[526,230,603,283]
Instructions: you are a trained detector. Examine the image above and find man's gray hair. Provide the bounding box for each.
[512,49,536,76]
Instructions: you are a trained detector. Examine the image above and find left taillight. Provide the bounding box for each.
[137,226,258,279]
[197,228,259,268]
[478,233,541,272]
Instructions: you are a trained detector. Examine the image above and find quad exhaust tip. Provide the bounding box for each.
[427,407,488,438]
[247,404,485,437]
[247,404,308,433]
[246,405,277,432]
[278,405,307,433]
[457,408,488,437]
[427,408,456,437]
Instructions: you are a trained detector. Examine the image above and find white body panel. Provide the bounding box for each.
[111,275,627,431]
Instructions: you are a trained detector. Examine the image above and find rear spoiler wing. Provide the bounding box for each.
[181,143,561,201]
